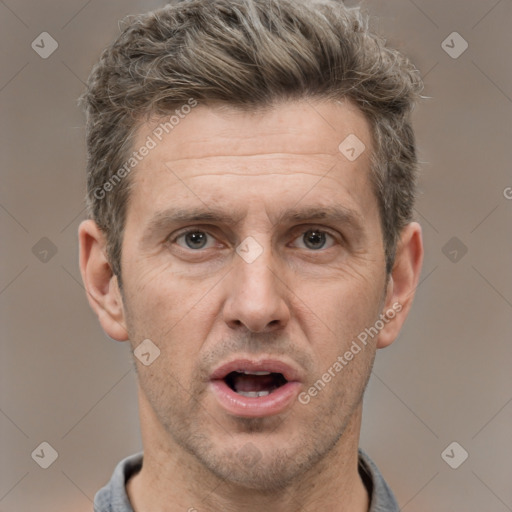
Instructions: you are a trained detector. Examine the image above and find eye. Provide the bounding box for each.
[291,229,336,250]
[175,230,216,250]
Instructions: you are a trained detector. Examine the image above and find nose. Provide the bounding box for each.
[222,248,290,333]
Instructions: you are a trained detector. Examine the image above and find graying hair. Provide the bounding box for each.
[80,0,423,278]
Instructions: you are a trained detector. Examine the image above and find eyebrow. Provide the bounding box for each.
[141,206,245,245]
[150,206,247,227]
[275,206,363,230]
[141,204,364,245]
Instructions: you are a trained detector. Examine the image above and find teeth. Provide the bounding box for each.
[237,390,270,397]
[241,370,271,376]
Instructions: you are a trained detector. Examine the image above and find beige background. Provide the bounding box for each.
[1,0,511,510]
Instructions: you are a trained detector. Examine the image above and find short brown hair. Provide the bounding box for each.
[80,0,423,279]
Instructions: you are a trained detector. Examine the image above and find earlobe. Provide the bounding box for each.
[377,222,423,349]
[78,220,129,342]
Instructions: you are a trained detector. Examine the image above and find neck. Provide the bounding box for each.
[127,389,369,512]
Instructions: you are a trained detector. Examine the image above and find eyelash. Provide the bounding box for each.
[169,226,342,250]
[172,229,218,249]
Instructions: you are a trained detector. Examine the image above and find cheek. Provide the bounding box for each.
[296,282,381,413]
[122,262,219,371]
[294,271,384,347]
[124,257,211,326]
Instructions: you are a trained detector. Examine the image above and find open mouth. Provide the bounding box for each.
[224,370,288,398]
[209,358,302,417]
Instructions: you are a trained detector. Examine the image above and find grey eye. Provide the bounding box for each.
[177,231,211,249]
[303,230,327,250]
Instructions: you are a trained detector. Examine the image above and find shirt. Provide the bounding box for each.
[94,448,399,511]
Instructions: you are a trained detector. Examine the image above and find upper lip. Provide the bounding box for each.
[210,358,303,382]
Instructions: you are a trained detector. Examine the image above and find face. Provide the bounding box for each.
[117,100,394,490]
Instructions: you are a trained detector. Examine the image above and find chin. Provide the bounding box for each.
[212,450,304,492]
[186,433,326,493]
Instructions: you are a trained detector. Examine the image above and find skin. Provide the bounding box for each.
[79,99,423,512]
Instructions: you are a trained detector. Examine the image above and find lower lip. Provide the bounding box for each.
[209,379,301,418]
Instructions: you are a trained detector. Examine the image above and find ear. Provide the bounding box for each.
[78,219,129,341]
[376,222,423,349]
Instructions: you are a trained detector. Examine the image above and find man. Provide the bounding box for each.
[78,0,424,510]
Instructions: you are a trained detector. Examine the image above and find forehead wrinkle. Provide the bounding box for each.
[154,153,349,181]
[156,155,338,178]
[162,152,339,164]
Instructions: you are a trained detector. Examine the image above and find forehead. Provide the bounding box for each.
[136,99,371,166]
[125,99,376,227]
